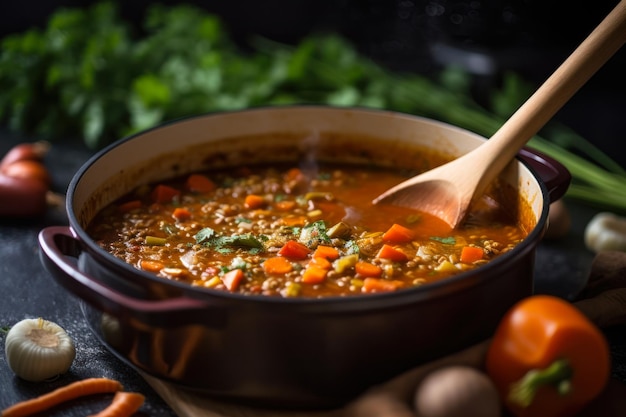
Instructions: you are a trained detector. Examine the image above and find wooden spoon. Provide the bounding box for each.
[373,0,626,228]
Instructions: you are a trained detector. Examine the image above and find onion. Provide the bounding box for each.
[5,318,76,381]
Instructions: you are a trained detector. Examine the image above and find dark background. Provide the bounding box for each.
[1,0,625,168]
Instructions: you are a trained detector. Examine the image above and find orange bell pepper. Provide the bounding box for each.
[485,295,610,417]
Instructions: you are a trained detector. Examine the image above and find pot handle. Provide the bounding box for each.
[38,226,224,327]
[519,147,572,203]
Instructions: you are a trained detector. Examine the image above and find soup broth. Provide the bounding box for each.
[87,161,528,298]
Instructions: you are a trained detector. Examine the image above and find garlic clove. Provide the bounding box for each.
[4,317,76,381]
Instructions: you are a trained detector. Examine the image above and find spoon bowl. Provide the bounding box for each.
[374,0,626,228]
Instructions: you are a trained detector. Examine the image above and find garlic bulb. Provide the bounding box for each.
[4,317,76,381]
[584,212,626,253]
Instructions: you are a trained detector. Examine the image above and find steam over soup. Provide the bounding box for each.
[87,163,529,298]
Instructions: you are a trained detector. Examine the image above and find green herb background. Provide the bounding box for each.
[1,2,624,212]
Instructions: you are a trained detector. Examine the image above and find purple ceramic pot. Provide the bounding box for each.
[39,106,570,407]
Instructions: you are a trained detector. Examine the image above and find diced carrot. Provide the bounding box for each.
[376,244,409,262]
[355,261,383,278]
[140,260,164,273]
[312,245,340,261]
[302,264,327,284]
[278,240,311,260]
[221,269,244,291]
[284,167,305,182]
[263,256,293,275]
[244,194,265,209]
[172,207,192,221]
[460,246,484,263]
[118,200,142,213]
[382,223,415,243]
[362,278,402,293]
[186,174,216,193]
[274,200,297,211]
[151,184,181,203]
[310,256,332,270]
[236,167,253,177]
[281,216,307,227]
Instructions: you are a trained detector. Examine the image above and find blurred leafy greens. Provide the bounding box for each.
[0,2,624,212]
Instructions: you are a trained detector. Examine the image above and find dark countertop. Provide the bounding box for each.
[0,133,176,416]
[1,130,625,415]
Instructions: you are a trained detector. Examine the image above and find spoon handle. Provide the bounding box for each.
[477,0,626,180]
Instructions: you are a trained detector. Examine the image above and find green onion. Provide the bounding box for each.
[1,2,624,213]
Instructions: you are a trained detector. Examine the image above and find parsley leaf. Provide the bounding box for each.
[195,227,264,254]
[430,236,456,245]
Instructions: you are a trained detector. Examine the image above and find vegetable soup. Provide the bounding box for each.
[87,163,529,298]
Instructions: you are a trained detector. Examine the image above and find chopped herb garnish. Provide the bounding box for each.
[196,228,265,254]
[317,172,332,181]
[430,236,456,245]
[195,227,216,244]
[344,240,360,255]
[406,214,422,224]
[220,234,264,249]
[230,257,249,271]
[299,220,331,246]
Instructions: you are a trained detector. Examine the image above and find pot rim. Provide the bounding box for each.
[65,105,549,308]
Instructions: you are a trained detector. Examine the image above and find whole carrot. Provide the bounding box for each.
[88,391,145,417]
[1,377,123,417]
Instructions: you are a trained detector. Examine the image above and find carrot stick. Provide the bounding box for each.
[87,391,145,417]
[1,378,123,417]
